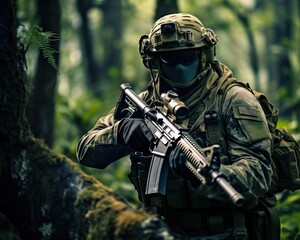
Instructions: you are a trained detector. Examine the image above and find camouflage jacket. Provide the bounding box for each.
[76,66,273,205]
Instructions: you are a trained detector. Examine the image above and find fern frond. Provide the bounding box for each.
[18,25,60,71]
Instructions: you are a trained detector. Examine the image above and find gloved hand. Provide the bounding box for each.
[169,147,200,188]
[118,118,154,153]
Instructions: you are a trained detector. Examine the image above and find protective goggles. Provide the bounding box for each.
[159,49,199,67]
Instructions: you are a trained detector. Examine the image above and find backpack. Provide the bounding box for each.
[207,79,300,194]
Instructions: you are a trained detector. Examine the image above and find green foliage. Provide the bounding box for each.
[54,90,102,159]
[278,117,299,132]
[276,118,300,238]
[277,115,300,143]
[18,25,59,71]
[277,190,300,240]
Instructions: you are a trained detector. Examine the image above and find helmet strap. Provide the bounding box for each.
[148,66,161,98]
[200,50,207,72]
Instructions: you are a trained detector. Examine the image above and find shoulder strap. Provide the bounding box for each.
[189,76,237,133]
[205,78,239,150]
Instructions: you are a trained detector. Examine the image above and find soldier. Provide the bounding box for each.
[76,13,280,239]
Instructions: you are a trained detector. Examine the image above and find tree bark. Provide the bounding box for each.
[154,0,179,20]
[76,0,124,97]
[4,139,173,239]
[0,0,174,239]
[100,0,123,85]
[272,0,294,100]
[76,0,99,91]
[28,0,61,147]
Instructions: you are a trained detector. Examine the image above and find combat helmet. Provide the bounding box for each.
[139,13,218,69]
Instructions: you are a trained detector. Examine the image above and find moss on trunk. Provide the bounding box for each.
[7,138,173,239]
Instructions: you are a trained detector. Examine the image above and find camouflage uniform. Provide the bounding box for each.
[77,63,278,238]
[77,13,279,240]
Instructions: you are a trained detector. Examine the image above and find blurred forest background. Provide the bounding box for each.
[17,0,299,238]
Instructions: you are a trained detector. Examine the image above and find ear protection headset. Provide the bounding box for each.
[139,35,158,69]
[200,28,218,63]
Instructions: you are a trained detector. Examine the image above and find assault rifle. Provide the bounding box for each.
[114,83,245,207]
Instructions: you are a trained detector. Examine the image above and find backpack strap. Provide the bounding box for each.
[204,77,238,155]
[204,110,221,147]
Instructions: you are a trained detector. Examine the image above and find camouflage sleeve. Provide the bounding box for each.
[76,107,132,169]
[76,90,150,169]
[195,85,273,201]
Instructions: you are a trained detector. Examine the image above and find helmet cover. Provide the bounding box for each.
[148,13,217,52]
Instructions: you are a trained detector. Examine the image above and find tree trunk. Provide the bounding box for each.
[76,0,124,96]
[4,138,172,239]
[0,0,173,239]
[262,0,296,107]
[76,0,99,91]
[272,0,294,101]
[101,0,123,85]
[28,0,61,147]
[154,0,179,20]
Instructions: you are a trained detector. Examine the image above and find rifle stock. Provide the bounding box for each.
[114,83,245,207]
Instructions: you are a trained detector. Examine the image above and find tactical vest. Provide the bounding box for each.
[129,151,250,239]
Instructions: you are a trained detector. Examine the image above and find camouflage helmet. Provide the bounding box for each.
[139,13,218,68]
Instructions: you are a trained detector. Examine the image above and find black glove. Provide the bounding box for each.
[118,118,154,152]
[169,148,200,188]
